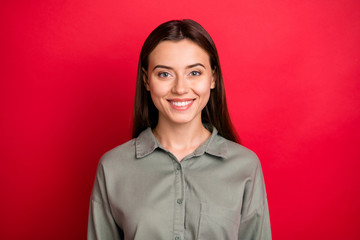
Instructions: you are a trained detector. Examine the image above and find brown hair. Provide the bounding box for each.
[132,19,240,143]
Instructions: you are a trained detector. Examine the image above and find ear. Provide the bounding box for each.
[210,68,216,89]
[142,68,150,91]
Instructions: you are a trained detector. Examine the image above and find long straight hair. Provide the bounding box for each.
[132,19,240,143]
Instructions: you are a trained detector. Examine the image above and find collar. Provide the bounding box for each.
[135,126,228,159]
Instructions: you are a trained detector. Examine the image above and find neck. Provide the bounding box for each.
[153,118,211,156]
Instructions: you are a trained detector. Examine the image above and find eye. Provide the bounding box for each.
[158,72,171,78]
[189,71,201,76]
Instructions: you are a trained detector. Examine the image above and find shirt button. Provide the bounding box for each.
[177,198,183,204]
[176,165,181,171]
[175,236,181,240]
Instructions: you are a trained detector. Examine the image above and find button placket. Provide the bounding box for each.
[173,160,185,239]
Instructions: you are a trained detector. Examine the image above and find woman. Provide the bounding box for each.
[88,19,271,240]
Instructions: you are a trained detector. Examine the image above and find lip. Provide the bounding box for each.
[167,98,195,111]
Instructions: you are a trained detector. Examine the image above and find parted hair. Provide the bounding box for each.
[132,19,239,143]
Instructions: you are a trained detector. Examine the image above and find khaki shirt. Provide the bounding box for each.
[88,127,271,240]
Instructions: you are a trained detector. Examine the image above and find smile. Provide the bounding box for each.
[170,100,193,106]
[168,99,195,111]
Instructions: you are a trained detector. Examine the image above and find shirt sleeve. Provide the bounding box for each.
[238,161,272,240]
[87,162,124,240]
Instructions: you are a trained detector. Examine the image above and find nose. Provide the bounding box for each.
[172,75,188,94]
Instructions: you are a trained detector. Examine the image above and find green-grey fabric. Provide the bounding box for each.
[88,127,271,240]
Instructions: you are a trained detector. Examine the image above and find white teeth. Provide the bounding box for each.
[171,100,193,106]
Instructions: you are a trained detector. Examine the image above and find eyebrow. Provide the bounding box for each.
[152,63,206,71]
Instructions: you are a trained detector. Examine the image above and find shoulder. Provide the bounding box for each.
[98,138,136,169]
[218,135,261,172]
[226,139,259,161]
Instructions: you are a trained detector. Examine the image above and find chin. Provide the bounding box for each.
[169,116,199,125]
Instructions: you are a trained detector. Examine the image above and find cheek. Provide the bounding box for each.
[193,79,212,97]
[148,81,170,107]
[149,90,163,113]
[149,81,164,97]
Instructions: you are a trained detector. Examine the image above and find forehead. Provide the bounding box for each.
[148,39,210,68]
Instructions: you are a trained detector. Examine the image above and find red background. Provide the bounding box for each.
[1,0,359,239]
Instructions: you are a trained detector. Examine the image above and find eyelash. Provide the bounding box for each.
[158,72,171,78]
[157,71,202,78]
[189,71,201,76]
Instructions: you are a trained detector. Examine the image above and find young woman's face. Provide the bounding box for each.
[144,39,216,126]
